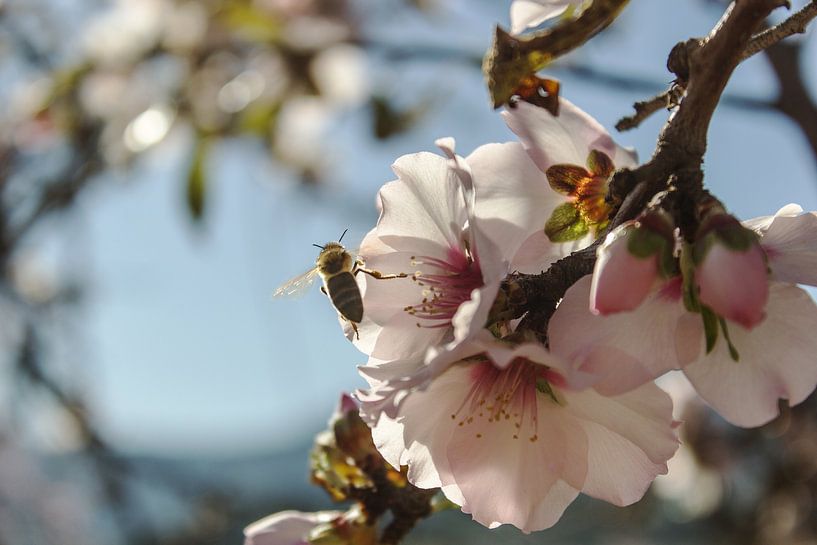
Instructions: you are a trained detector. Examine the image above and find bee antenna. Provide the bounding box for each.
[338,228,349,243]
[312,244,325,250]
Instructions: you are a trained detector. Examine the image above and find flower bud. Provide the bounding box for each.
[330,394,379,465]
[590,212,676,315]
[693,214,768,329]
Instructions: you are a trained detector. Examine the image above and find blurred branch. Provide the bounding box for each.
[366,39,776,112]
[764,38,817,171]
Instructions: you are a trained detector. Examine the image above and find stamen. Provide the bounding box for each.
[449,359,558,441]
[403,244,483,329]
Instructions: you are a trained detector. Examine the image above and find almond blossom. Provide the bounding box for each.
[352,137,569,362]
[510,0,585,35]
[361,336,679,533]
[500,99,638,266]
[350,147,504,362]
[548,204,817,427]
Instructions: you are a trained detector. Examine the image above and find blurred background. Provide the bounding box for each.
[1,0,816,543]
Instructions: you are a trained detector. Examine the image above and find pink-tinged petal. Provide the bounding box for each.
[450,279,502,344]
[503,99,638,174]
[369,363,474,491]
[549,276,702,395]
[747,204,817,286]
[376,152,469,255]
[510,0,577,34]
[683,282,817,428]
[446,390,587,532]
[563,383,679,506]
[590,229,660,315]
[384,360,589,533]
[696,242,768,329]
[244,510,340,545]
[469,143,562,266]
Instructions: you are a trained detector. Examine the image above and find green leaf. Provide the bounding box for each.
[702,306,719,354]
[718,317,740,362]
[545,203,589,242]
[186,138,209,222]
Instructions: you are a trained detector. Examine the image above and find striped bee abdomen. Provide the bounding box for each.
[326,272,364,323]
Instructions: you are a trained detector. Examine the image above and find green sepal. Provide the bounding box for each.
[586,149,614,178]
[546,164,588,195]
[716,222,758,252]
[545,203,589,242]
[536,378,561,405]
[718,317,740,362]
[627,226,665,258]
[702,306,719,354]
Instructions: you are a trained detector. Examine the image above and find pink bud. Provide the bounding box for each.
[590,218,672,315]
[696,240,768,329]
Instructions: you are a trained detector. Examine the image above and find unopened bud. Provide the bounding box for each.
[590,212,676,315]
[693,213,768,329]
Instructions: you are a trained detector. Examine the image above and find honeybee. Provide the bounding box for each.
[274,230,405,338]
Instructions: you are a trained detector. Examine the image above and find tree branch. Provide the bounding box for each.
[503,0,792,331]
[742,0,817,60]
[616,0,815,132]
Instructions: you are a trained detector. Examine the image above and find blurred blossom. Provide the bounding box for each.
[218,70,267,113]
[8,75,52,122]
[282,17,351,51]
[261,0,318,17]
[79,72,130,120]
[652,444,723,521]
[248,51,290,102]
[274,96,332,168]
[9,251,59,305]
[161,1,208,51]
[123,104,175,152]
[311,44,369,107]
[82,0,165,65]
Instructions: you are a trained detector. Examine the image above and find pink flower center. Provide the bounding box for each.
[404,245,483,328]
[449,358,562,443]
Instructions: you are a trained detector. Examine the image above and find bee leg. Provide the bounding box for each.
[351,321,360,340]
[356,267,408,280]
[320,286,327,296]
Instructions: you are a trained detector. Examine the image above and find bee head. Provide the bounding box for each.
[316,242,353,274]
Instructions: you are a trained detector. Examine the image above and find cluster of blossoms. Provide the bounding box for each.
[347,96,817,534]
[248,2,817,542]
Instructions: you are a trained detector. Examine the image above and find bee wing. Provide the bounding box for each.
[273,267,320,299]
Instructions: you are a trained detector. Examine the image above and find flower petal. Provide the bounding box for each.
[376,152,469,255]
[509,0,579,34]
[244,510,340,545]
[683,282,817,427]
[748,204,817,286]
[469,142,562,266]
[563,383,679,506]
[503,99,638,174]
[549,276,702,394]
